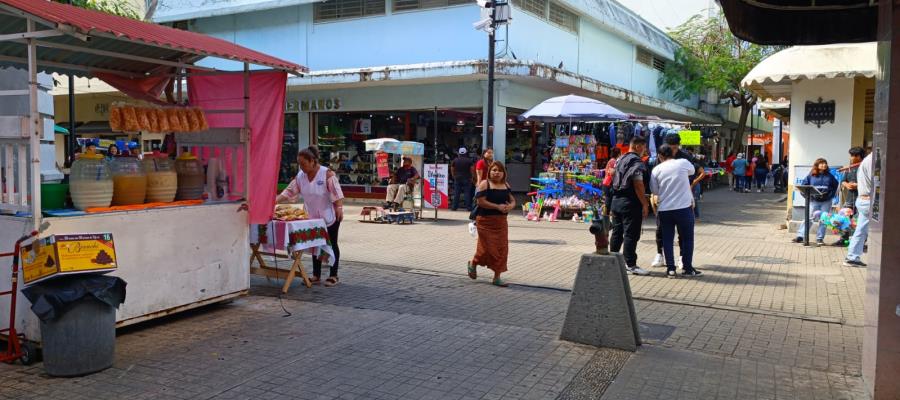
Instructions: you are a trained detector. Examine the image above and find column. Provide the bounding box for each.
[481,80,508,163]
[864,3,900,397]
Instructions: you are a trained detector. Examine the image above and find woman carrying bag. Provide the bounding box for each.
[467,161,516,287]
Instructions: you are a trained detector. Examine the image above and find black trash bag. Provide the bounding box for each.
[22,274,127,322]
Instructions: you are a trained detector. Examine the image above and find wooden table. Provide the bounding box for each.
[249,219,335,293]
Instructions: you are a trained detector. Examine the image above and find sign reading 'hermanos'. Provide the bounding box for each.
[286,98,342,112]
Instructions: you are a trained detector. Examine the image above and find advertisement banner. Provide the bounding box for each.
[423,164,449,209]
[376,152,390,179]
[678,130,702,146]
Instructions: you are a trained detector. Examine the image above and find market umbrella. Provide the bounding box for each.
[518,94,628,122]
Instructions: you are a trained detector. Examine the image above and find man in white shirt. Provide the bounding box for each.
[844,152,873,267]
[651,144,702,277]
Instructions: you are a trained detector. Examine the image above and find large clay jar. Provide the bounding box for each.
[69,151,113,210]
[175,153,205,200]
[143,153,177,203]
[110,156,147,205]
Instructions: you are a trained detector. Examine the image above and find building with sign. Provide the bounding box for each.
[149,0,742,196]
[743,42,876,225]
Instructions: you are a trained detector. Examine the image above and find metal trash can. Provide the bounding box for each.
[22,275,126,377]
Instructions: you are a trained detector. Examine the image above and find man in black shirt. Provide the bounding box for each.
[451,147,475,211]
[607,136,651,275]
[834,147,865,246]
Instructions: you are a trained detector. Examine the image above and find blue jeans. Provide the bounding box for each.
[846,198,870,262]
[452,179,474,211]
[797,200,832,241]
[659,207,695,271]
[692,185,701,218]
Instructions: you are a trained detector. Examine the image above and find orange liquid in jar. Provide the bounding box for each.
[112,175,148,205]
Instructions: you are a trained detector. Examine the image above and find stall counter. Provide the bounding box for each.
[0,202,249,342]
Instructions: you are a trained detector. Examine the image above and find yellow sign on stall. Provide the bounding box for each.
[20,233,117,284]
[678,130,702,146]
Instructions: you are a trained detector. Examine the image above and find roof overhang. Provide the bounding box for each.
[741,42,877,101]
[289,60,721,123]
[718,0,878,45]
[0,0,306,78]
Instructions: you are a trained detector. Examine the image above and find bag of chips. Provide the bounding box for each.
[156,108,170,132]
[122,106,140,132]
[108,104,123,132]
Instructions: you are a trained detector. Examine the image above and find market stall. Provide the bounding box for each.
[361,138,426,222]
[0,0,305,343]
[518,95,626,222]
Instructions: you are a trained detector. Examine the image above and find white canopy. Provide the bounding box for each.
[742,42,877,101]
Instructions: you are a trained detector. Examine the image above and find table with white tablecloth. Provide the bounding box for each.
[249,219,334,293]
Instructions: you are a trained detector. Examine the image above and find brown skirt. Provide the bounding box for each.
[472,215,509,273]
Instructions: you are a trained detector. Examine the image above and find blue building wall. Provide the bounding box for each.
[184,1,692,107]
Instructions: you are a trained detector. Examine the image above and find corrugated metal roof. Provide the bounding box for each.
[0,0,306,76]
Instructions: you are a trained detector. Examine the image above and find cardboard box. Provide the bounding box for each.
[20,233,117,285]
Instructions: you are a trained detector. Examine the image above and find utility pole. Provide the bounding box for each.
[486,1,497,149]
[67,0,76,166]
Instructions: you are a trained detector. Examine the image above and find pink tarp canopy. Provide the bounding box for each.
[188,71,287,224]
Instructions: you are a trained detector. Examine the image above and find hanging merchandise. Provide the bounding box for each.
[109,102,208,133]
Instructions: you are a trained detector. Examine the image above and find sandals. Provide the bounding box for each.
[467,262,477,280]
[309,276,321,285]
[324,277,339,287]
[492,278,508,287]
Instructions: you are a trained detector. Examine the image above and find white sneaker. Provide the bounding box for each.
[651,254,665,268]
[626,266,650,276]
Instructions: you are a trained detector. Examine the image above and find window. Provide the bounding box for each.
[314,0,385,22]
[393,0,470,12]
[548,3,577,33]
[636,46,667,72]
[512,0,547,18]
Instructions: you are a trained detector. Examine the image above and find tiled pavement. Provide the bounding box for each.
[0,187,869,399]
[339,188,866,325]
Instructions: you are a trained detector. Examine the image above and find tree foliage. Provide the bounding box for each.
[659,12,780,139]
[55,0,141,20]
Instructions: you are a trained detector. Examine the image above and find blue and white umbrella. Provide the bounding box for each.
[518,94,628,122]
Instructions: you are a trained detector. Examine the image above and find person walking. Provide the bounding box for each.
[724,152,737,190]
[606,137,651,276]
[468,161,516,287]
[731,153,749,192]
[651,144,702,277]
[451,147,475,211]
[793,158,839,246]
[276,146,345,287]
[844,152,873,267]
[475,147,494,184]
[834,147,865,246]
[754,154,770,192]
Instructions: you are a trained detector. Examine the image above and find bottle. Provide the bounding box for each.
[110,155,147,205]
[143,152,177,203]
[69,150,113,210]
[175,153,205,200]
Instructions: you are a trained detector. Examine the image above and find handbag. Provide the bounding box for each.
[469,190,480,220]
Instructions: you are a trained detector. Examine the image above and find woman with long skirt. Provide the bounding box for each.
[467,161,516,287]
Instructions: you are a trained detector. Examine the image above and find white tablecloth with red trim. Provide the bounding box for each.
[250,219,334,265]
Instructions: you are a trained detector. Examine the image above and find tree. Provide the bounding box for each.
[55,0,141,19]
[659,12,780,146]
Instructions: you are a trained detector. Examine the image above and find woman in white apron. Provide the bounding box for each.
[277,146,345,286]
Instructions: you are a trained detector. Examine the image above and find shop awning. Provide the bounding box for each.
[0,0,307,77]
[741,42,877,101]
[719,0,877,45]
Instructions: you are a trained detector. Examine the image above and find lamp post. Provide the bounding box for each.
[474,0,509,150]
[67,0,76,167]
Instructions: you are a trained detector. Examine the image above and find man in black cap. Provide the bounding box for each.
[606,136,651,275]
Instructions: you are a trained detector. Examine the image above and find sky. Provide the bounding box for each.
[614,0,718,32]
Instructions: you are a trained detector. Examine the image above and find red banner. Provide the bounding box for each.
[376,152,390,179]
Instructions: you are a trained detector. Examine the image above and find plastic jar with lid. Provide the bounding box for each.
[143,152,178,203]
[110,156,147,205]
[175,153,205,200]
[69,151,113,210]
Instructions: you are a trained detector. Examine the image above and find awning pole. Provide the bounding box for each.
[26,18,41,231]
[243,63,251,206]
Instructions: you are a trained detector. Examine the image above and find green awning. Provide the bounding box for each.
[54,125,69,134]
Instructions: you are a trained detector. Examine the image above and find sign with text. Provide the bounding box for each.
[678,130,701,146]
[376,152,390,179]
[424,164,449,209]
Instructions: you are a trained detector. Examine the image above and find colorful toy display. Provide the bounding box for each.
[817,208,857,237]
